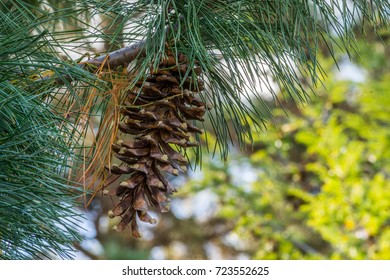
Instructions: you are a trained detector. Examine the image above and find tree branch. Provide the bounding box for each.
[73,242,102,260]
[83,40,146,70]
[39,41,146,86]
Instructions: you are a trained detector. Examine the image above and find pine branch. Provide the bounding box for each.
[31,41,147,86]
[82,41,146,70]
[73,243,101,260]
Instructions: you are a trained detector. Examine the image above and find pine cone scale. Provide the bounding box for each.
[105,51,208,237]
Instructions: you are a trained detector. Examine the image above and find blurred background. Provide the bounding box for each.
[2,1,388,260]
[76,28,390,260]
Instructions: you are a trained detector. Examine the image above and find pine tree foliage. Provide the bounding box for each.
[0,0,389,256]
[0,84,83,259]
[0,8,85,258]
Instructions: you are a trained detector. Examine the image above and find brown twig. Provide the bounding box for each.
[83,41,146,70]
[73,242,102,260]
[31,40,146,86]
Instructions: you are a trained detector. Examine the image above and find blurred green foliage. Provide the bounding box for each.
[178,38,390,260]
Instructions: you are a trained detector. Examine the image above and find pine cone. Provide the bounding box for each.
[104,51,207,237]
